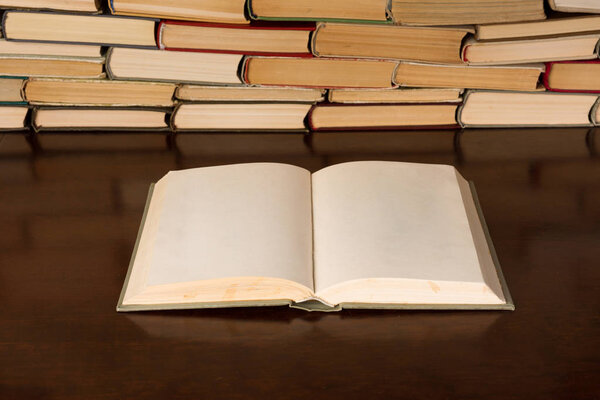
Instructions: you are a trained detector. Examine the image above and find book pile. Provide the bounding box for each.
[2,0,600,131]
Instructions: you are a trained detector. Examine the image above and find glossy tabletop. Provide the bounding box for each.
[1,129,599,400]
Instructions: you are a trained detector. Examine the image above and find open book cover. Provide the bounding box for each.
[117,161,514,312]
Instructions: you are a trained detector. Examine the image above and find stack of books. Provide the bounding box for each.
[2,0,600,132]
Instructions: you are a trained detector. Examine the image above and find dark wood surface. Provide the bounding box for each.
[1,129,599,400]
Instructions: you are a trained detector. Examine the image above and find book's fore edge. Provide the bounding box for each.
[3,38,156,51]
[468,181,514,309]
[32,106,171,132]
[117,183,155,312]
[247,0,391,25]
[117,299,294,312]
[457,89,598,128]
[544,60,600,93]
[463,34,600,66]
[23,78,177,107]
[394,62,544,91]
[2,7,158,48]
[340,302,515,310]
[106,48,245,86]
[170,102,310,132]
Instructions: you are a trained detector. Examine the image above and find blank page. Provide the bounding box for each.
[144,163,314,290]
[311,161,487,293]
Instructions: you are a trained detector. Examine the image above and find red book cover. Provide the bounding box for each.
[307,103,462,132]
[157,20,315,57]
[544,60,600,93]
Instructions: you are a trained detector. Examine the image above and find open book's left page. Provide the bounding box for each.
[120,163,315,309]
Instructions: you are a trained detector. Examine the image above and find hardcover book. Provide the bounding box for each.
[390,0,545,26]
[311,23,469,64]
[108,0,248,24]
[158,20,313,57]
[0,104,28,130]
[31,107,170,131]
[475,15,600,40]
[548,0,600,13]
[171,103,312,132]
[327,88,463,104]
[106,47,243,85]
[248,0,391,24]
[176,85,325,103]
[544,61,600,93]
[2,11,157,48]
[0,0,99,12]
[0,76,26,104]
[24,78,176,107]
[117,161,514,312]
[458,90,600,127]
[462,34,600,65]
[0,56,104,79]
[307,104,460,131]
[393,62,544,91]
[243,56,398,88]
[0,38,102,58]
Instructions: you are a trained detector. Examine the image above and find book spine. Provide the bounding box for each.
[461,44,470,63]
[156,20,165,49]
[105,47,116,80]
[590,96,600,126]
[20,78,28,102]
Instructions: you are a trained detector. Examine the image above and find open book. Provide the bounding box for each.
[117,161,513,312]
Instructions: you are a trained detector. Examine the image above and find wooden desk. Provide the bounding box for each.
[1,129,599,400]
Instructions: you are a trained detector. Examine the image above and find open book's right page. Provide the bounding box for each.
[311,161,506,306]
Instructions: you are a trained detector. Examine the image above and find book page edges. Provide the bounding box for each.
[457,90,598,128]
